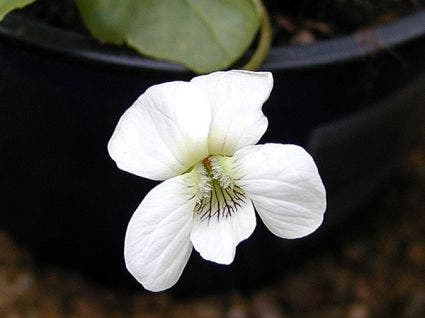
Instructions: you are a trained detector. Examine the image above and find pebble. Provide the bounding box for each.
[275,15,296,33]
[290,30,316,45]
[407,243,425,267]
[347,303,371,318]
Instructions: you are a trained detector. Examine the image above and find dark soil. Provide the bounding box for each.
[268,0,425,45]
[1,146,424,317]
[18,0,87,34]
[16,0,425,46]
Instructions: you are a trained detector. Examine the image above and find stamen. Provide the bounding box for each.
[194,163,211,204]
[209,156,234,189]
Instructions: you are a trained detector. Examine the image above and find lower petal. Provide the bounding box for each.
[190,183,256,265]
[124,174,196,292]
[233,144,326,239]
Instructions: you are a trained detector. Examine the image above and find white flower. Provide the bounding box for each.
[108,70,326,292]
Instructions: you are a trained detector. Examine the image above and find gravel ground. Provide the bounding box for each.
[1,145,424,317]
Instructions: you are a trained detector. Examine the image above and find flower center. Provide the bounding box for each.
[191,155,247,222]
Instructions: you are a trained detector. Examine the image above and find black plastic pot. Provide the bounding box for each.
[0,10,424,295]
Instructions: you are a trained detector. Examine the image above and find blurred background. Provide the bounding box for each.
[0,0,424,317]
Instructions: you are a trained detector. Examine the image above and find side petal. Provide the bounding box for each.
[190,187,256,265]
[108,81,211,181]
[233,144,326,239]
[191,70,273,156]
[124,174,196,292]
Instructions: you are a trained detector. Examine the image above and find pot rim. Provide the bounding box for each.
[1,9,425,72]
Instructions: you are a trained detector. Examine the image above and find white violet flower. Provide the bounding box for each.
[108,70,326,292]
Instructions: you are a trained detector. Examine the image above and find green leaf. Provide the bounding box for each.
[0,0,36,21]
[75,0,261,73]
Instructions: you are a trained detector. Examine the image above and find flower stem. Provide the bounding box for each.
[242,0,272,71]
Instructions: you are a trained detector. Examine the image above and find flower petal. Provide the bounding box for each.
[191,70,273,156]
[108,81,211,180]
[190,189,256,265]
[124,174,196,292]
[233,144,326,239]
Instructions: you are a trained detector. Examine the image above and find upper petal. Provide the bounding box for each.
[233,144,326,239]
[191,70,273,156]
[124,174,196,292]
[108,81,211,181]
[190,185,256,265]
